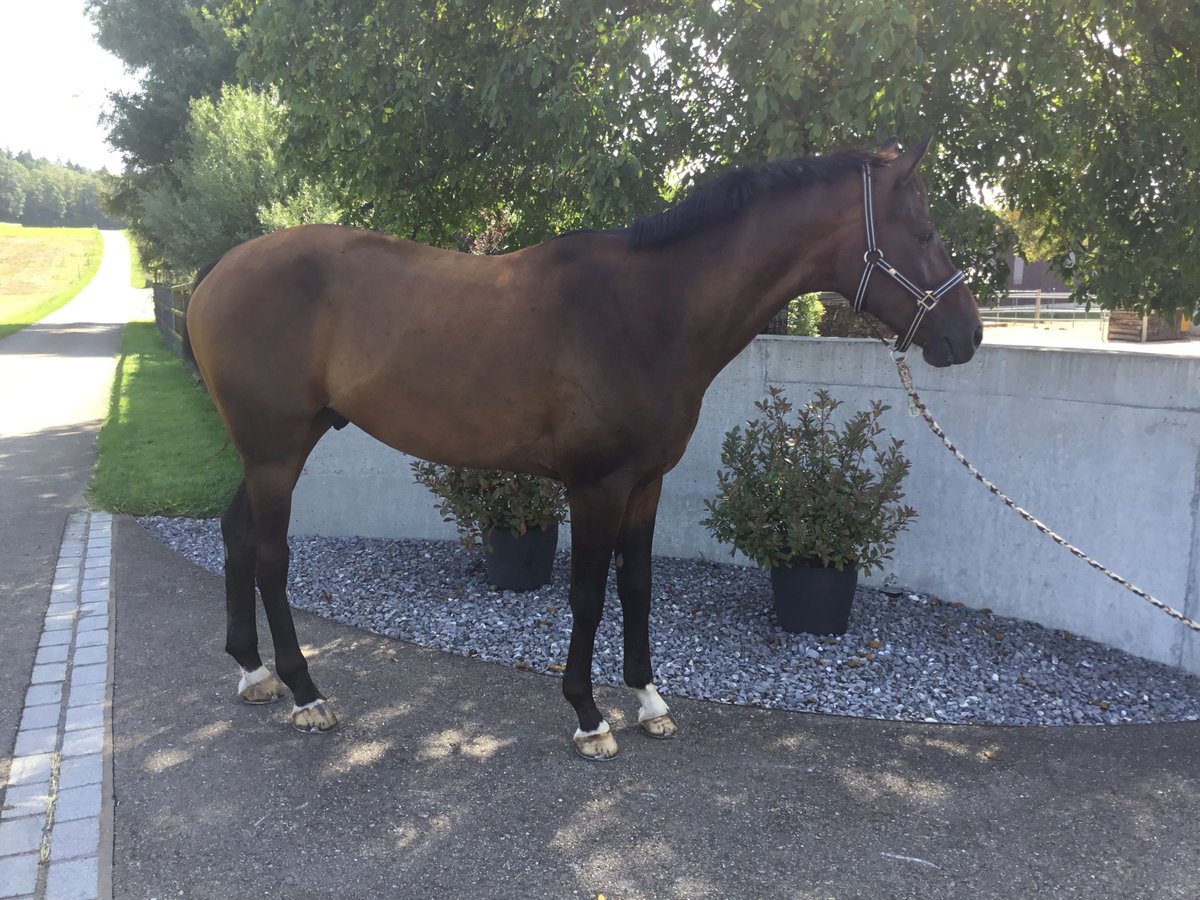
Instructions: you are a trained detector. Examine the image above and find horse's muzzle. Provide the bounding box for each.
[923,324,983,367]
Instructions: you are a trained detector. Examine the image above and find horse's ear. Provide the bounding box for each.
[894,134,934,183]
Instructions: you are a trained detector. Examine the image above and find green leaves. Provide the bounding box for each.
[135,85,343,273]
[703,387,917,574]
[98,0,1200,317]
[236,0,714,247]
[89,0,241,225]
[410,461,567,550]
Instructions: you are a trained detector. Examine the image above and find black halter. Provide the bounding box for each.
[852,163,965,356]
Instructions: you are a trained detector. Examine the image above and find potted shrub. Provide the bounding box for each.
[703,387,917,635]
[411,462,568,591]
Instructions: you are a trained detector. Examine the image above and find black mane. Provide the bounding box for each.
[629,149,885,249]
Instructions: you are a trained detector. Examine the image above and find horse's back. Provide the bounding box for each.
[184,223,683,476]
[190,224,436,316]
[185,224,562,466]
[187,224,446,371]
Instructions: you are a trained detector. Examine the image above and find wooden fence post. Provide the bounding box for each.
[151,281,194,363]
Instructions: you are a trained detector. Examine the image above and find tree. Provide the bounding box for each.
[665,0,1196,311]
[994,0,1200,314]
[89,0,240,170]
[0,153,26,222]
[0,154,125,227]
[87,0,241,235]
[235,0,1197,315]
[138,85,342,273]
[238,0,720,248]
[89,1,348,268]
[20,164,68,226]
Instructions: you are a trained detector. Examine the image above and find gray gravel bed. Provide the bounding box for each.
[138,516,1200,726]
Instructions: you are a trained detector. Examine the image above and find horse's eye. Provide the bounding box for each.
[917,229,935,245]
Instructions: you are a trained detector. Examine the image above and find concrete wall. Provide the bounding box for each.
[292,337,1200,674]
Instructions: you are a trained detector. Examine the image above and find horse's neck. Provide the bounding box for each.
[659,188,852,380]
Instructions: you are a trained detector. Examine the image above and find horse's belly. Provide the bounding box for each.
[335,386,557,476]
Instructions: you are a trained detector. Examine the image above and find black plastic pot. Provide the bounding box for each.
[769,562,859,635]
[482,525,559,592]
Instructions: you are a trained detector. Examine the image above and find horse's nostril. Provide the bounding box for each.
[973,325,983,348]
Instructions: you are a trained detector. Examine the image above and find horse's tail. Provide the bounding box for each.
[182,256,222,367]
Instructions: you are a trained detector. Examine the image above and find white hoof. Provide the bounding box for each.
[238,666,284,705]
[634,684,677,738]
[292,698,339,733]
[573,721,619,761]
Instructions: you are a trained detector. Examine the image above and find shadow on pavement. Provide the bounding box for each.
[114,518,1200,899]
[0,322,128,359]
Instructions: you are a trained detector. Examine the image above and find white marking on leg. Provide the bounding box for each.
[572,719,618,759]
[238,665,273,695]
[291,696,339,733]
[633,683,670,722]
[573,719,611,741]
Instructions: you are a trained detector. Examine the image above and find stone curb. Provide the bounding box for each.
[0,513,114,900]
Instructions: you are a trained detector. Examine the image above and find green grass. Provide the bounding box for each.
[0,225,104,340]
[126,230,153,288]
[90,322,243,517]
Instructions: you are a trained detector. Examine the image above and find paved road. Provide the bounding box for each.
[0,231,145,790]
[113,520,1200,900]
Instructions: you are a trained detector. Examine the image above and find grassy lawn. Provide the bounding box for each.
[90,322,243,517]
[126,230,153,288]
[0,225,104,340]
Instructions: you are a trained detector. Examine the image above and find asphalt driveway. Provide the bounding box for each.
[112,518,1200,899]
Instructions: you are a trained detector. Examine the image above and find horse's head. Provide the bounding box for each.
[835,137,983,367]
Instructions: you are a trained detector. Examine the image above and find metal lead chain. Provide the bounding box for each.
[892,354,1200,632]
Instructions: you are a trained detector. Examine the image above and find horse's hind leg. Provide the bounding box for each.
[242,420,338,733]
[222,480,284,704]
[615,477,678,739]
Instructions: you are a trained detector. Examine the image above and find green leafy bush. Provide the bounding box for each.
[786,293,825,336]
[411,462,567,549]
[136,85,344,273]
[703,387,916,574]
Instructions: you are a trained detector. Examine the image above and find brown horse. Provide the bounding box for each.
[186,137,981,759]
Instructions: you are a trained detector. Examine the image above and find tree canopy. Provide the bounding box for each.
[98,0,1199,315]
[237,0,715,248]
[0,151,124,228]
[137,85,342,271]
[87,0,240,248]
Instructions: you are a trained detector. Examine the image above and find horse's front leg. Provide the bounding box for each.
[245,460,338,733]
[616,478,678,739]
[563,481,628,760]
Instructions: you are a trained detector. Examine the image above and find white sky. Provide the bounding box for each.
[0,1,141,172]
